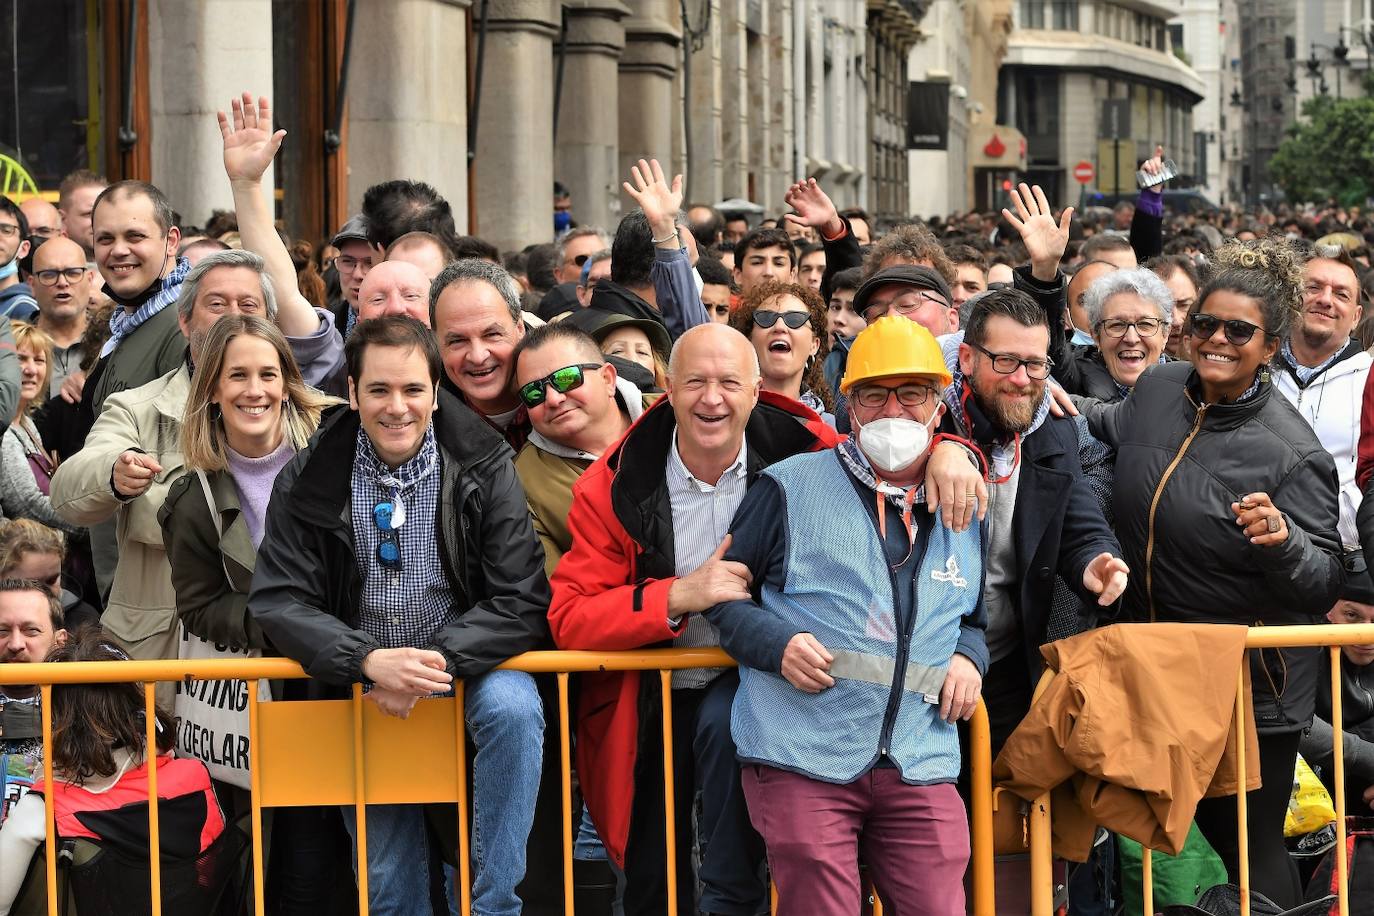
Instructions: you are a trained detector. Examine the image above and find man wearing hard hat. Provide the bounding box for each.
[703,316,987,914]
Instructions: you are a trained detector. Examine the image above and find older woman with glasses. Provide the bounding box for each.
[1056,268,1175,402]
[1077,238,1344,907]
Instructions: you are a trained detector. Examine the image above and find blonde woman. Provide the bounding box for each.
[159,314,341,650]
[1,321,75,533]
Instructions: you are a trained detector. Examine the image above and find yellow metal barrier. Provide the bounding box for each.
[1024,623,1374,916]
[0,648,998,916]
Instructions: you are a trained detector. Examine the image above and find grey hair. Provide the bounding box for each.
[666,324,761,381]
[958,289,995,330]
[429,257,523,326]
[578,249,612,285]
[174,249,278,323]
[555,225,611,263]
[1082,267,1174,330]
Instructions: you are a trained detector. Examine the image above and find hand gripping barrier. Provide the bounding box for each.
[0,648,998,916]
[1023,623,1374,916]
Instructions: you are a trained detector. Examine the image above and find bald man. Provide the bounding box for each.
[386,231,451,282]
[357,259,431,326]
[19,198,63,242]
[549,321,841,916]
[30,237,91,395]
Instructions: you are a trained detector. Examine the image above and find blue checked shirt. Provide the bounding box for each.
[351,425,457,650]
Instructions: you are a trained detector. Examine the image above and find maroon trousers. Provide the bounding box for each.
[741,764,969,916]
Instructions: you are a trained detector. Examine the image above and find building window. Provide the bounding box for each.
[1020,0,1045,29]
[1052,1,1078,31]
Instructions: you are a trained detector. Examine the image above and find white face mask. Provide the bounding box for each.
[856,408,941,475]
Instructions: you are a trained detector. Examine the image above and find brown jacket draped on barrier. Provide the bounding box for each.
[992,623,1262,861]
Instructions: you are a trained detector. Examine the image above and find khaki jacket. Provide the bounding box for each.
[50,365,189,660]
[992,623,1262,861]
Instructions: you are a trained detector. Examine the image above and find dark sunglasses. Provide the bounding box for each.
[373,501,402,572]
[752,309,810,330]
[518,363,604,409]
[572,253,591,267]
[1187,312,1267,346]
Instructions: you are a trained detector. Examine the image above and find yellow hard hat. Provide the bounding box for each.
[840,315,952,393]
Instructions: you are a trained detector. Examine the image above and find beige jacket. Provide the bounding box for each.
[50,366,189,661]
[993,622,1262,861]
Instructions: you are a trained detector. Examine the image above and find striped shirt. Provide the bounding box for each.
[666,434,749,689]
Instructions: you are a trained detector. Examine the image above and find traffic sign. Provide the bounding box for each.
[1073,161,1095,185]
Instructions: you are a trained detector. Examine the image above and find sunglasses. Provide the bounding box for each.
[1186,312,1267,346]
[752,309,810,330]
[373,501,402,572]
[518,362,604,409]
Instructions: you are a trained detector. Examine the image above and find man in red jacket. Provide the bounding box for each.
[549,323,839,916]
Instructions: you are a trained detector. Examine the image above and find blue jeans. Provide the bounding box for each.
[341,669,545,916]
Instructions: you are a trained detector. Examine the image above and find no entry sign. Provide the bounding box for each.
[1073,161,1095,185]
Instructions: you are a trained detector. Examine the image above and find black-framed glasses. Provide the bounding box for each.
[1096,317,1164,339]
[373,501,402,572]
[1186,312,1267,346]
[518,362,603,409]
[852,383,938,409]
[34,267,87,287]
[967,340,1054,380]
[752,309,810,330]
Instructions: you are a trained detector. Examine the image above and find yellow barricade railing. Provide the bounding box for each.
[0,648,998,916]
[1026,623,1374,916]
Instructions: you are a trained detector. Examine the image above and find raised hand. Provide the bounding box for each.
[218,92,285,185]
[623,158,684,242]
[1140,145,1167,192]
[1002,183,1073,282]
[783,178,843,238]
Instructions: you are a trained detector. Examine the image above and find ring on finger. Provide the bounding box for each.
[1266,515,1281,534]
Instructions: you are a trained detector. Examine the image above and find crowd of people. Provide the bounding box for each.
[0,90,1372,916]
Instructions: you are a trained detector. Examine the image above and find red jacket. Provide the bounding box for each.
[549,391,839,867]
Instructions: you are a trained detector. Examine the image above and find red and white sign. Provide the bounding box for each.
[1073,161,1095,185]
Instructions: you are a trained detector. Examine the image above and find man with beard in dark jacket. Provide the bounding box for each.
[250,316,550,916]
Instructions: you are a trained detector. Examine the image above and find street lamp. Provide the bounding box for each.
[1308,41,1350,98]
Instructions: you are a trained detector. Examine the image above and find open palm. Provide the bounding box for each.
[219,92,285,183]
[623,158,683,230]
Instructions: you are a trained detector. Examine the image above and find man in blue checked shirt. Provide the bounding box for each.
[250,315,550,916]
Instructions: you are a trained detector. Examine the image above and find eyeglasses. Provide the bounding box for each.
[862,290,948,323]
[852,383,938,409]
[0,223,19,239]
[34,267,88,286]
[517,362,603,409]
[752,309,810,330]
[373,501,402,572]
[28,226,60,240]
[1096,318,1164,339]
[335,254,373,273]
[1186,312,1267,346]
[967,340,1054,380]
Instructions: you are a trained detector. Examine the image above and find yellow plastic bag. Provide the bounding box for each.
[1285,754,1337,837]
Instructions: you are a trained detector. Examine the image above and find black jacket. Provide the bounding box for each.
[940,390,1123,682]
[1083,360,1344,731]
[248,391,551,691]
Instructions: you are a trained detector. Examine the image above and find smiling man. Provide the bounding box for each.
[250,315,550,916]
[549,323,840,916]
[1275,246,1369,547]
[430,258,534,450]
[357,259,432,326]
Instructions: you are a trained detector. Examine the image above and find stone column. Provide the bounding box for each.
[472,0,561,250]
[718,1,749,200]
[618,0,681,214]
[148,0,274,224]
[346,0,473,228]
[556,1,631,234]
[683,1,723,204]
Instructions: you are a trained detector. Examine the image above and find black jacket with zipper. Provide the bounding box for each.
[247,391,551,694]
[1082,360,1344,732]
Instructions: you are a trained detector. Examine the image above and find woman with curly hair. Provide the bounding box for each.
[1078,237,1345,906]
[727,280,835,426]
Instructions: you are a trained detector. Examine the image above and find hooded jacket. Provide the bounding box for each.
[546,391,840,869]
[993,623,1261,862]
[1081,360,1344,732]
[248,389,550,688]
